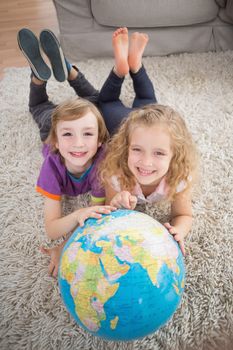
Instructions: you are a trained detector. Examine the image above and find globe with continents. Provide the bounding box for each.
[58,209,185,341]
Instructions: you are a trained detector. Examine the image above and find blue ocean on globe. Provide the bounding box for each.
[58,209,185,341]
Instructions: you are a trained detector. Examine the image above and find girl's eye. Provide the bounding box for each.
[155,151,165,156]
[132,148,141,152]
[62,132,72,137]
[84,132,94,136]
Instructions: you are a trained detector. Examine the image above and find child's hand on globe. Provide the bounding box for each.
[75,205,116,227]
[164,222,186,256]
[110,191,137,210]
[40,243,65,277]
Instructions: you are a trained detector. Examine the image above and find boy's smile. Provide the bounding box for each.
[55,112,101,175]
[128,124,173,187]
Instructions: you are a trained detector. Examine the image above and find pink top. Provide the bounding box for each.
[110,176,187,204]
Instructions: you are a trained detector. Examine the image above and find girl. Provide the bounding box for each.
[100,104,199,256]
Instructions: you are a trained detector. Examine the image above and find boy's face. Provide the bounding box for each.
[127,124,173,187]
[55,112,101,175]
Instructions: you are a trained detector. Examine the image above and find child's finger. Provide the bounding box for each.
[79,219,84,227]
[124,194,134,209]
[164,222,172,230]
[169,227,177,235]
[130,195,137,209]
[174,234,181,241]
[52,264,59,278]
[91,212,102,219]
[179,240,186,256]
[105,205,117,211]
[96,206,114,214]
[48,261,55,276]
[40,246,50,256]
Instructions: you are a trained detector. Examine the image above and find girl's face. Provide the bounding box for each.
[128,124,173,187]
[55,111,101,174]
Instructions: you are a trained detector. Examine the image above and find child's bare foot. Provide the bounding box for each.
[40,242,65,277]
[112,27,129,77]
[128,32,149,73]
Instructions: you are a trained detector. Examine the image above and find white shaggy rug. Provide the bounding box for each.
[1,51,233,350]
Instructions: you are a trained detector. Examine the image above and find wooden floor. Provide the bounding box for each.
[0,0,59,80]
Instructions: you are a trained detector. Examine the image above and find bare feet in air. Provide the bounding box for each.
[128,32,149,73]
[112,27,129,77]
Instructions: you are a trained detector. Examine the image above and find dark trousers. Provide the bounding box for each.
[98,65,157,134]
[29,65,157,141]
[29,70,99,141]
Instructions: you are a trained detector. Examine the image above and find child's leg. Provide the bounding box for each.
[99,27,129,103]
[17,29,55,141]
[29,76,56,142]
[99,100,132,135]
[98,28,131,134]
[131,65,157,108]
[68,66,100,105]
[98,69,132,134]
[128,32,157,107]
[39,30,100,104]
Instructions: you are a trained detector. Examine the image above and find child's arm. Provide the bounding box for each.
[105,183,137,209]
[164,189,193,256]
[40,244,65,277]
[44,197,116,240]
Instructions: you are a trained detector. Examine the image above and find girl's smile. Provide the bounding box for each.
[136,167,156,176]
[128,124,173,187]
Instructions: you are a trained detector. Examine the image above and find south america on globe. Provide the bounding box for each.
[58,209,185,341]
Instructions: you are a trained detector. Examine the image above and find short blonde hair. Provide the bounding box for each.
[46,97,109,151]
[100,104,199,202]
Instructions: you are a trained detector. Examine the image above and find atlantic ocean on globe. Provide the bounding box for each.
[58,209,185,341]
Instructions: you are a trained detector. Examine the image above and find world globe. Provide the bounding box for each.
[58,209,185,341]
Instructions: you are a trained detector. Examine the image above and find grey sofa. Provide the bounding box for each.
[53,0,233,61]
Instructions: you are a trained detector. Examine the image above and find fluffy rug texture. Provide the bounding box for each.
[1,51,233,350]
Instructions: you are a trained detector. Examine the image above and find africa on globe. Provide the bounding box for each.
[58,209,185,341]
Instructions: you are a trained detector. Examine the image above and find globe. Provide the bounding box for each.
[58,209,185,341]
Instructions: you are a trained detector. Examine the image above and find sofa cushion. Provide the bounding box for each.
[219,0,233,23]
[91,0,219,27]
[215,0,226,7]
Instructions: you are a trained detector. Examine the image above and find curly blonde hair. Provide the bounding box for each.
[100,104,199,202]
[46,97,109,152]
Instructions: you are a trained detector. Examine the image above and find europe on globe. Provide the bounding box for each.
[58,209,185,341]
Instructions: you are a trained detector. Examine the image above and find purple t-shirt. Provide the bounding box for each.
[36,144,105,202]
